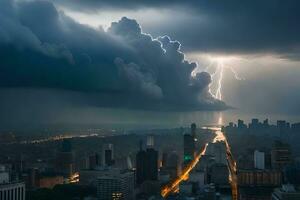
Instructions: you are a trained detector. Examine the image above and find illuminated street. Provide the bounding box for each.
[161,143,208,197]
[214,128,238,200]
[161,127,238,199]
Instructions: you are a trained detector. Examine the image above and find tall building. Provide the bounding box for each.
[146,135,154,147]
[136,137,158,185]
[183,133,194,164]
[183,123,197,166]
[55,139,75,177]
[271,140,292,169]
[146,148,158,181]
[88,153,100,170]
[191,123,196,138]
[136,141,147,185]
[254,150,265,170]
[102,144,115,167]
[97,170,134,200]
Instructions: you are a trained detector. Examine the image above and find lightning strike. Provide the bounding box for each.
[229,66,245,80]
[193,55,244,101]
[215,61,224,100]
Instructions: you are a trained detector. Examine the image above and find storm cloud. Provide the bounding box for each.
[0,0,225,111]
[54,0,300,58]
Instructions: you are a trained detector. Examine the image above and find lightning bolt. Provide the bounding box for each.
[215,61,224,100]
[195,56,245,101]
[229,66,245,81]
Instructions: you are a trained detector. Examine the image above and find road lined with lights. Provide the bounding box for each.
[161,143,208,197]
[207,127,238,200]
[161,126,238,199]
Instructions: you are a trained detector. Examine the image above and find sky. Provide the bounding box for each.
[0,0,300,128]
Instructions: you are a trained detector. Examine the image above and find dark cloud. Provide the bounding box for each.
[0,0,225,111]
[54,0,300,58]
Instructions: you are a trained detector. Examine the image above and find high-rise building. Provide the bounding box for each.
[254,150,265,170]
[271,140,292,169]
[102,144,115,167]
[183,133,194,163]
[146,148,158,181]
[55,139,75,177]
[161,152,168,168]
[191,123,196,138]
[136,141,147,185]
[146,135,154,147]
[88,153,100,170]
[183,124,197,166]
[136,137,158,185]
[97,170,134,200]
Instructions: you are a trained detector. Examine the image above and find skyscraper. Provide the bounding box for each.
[183,124,197,165]
[102,144,115,167]
[146,148,158,181]
[191,123,196,139]
[136,140,147,185]
[183,133,194,164]
[55,139,74,177]
[254,150,265,170]
[136,136,158,185]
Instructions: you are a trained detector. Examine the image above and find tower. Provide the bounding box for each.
[183,124,197,166]
[55,139,74,177]
[191,123,196,139]
[102,144,115,167]
[136,136,158,185]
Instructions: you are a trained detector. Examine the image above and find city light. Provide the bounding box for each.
[161,126,238,199]
[161,143,208,197]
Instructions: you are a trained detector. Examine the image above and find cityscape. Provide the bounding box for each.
[1,119,300,199]
[1,0,300,200]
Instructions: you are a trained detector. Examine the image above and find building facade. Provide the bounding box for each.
[0,182,26,200]
[97,170,134,200]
